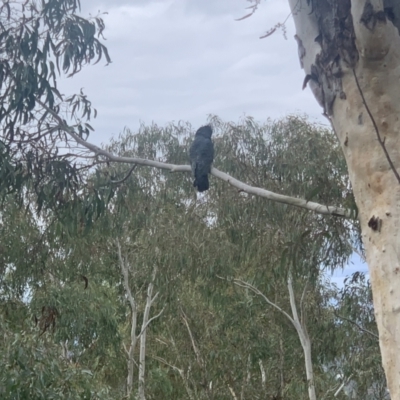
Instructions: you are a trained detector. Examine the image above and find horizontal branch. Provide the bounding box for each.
[37,98,352,218]
[211,168,350,217]
[334,313,379,340]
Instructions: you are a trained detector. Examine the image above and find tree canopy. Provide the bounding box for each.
[0,0,109,215]
[0,116,385,399]
[0,1,389,398]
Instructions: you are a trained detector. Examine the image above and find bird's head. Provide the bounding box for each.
[195,125,213,139]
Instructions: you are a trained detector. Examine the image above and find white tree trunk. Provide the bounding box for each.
[117,241,138,398]
[117,242,163,400]
[288,0,400,396]
[138,276,154,400]
[127,309,138,398]
[287,276,316,400]
[258,359,266,390]
[233,276,317,400]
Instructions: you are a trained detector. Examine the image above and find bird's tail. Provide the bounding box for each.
[194,175,209,192]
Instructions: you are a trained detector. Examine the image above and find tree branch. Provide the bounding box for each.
[136,304,165,339]
[228,275,316,400]
[116,240,136,313]
[110,164,137,185]
[258,359,266,390]
[221,277,296,327]
[180,307,204,369]
[228,384,239,400]
[116,239,138,398]
[152,356,196,400]
[335,312,379,340]
[37,98,352,218]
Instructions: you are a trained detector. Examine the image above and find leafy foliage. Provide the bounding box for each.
[0,0,110,217]
[0,318,112,399]
[0,116,383,398]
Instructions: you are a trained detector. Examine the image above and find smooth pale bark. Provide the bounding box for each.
[258,360,266,390]
[288,0,400,396]
[117,241,163,399]
[138,268,160,400]
[117,241,138,398]
[233,277,317,400]
[287,276,316,400]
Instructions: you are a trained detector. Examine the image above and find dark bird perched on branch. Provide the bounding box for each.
[189,125,214,192]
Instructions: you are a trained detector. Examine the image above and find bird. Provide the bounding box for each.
[189,125,214,192]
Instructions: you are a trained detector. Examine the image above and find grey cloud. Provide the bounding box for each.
[59,0,322,144]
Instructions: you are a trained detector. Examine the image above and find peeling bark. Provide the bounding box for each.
[289,0,400,396]
[296,0,358,116]
[384,0,400,34]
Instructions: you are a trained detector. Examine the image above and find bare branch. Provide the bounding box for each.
[110,164,137,185]
[335,313,379,340]
[222,276,296,327]
[258,359,266,390]
[229,275,316,400]
[180,307,204,369]
[136,305,165,339]
[116,239,138,398]
[228,384,239,400]
[287,275,307,345]
[36,98,352,218]
[152,356,196,400]
[152,355,183,373]
[116,240,136,313]
[334,380,347,397]
[287,276,316,400]
[150,291,160,306]
[211,168,349,217]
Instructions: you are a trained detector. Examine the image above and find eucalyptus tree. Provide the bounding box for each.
[0,0,109,221]
[260,1,400,394]
[0,199,119,399]
[88,2,400,393]
[92,116,358,399]
[333,272,387,399]
[2,0,395,393]
[0,321,113,399]
[0,114,380,398]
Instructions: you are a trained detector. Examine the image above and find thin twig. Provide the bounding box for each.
[335,312,379,339]
[228,384,239,400]
[110,164,137,185]
[180,307,204,369]
[217,275,296,326]
[151,355,196,400]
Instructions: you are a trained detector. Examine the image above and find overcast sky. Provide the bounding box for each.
[58,0,366,280]
[59,0,326,144]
